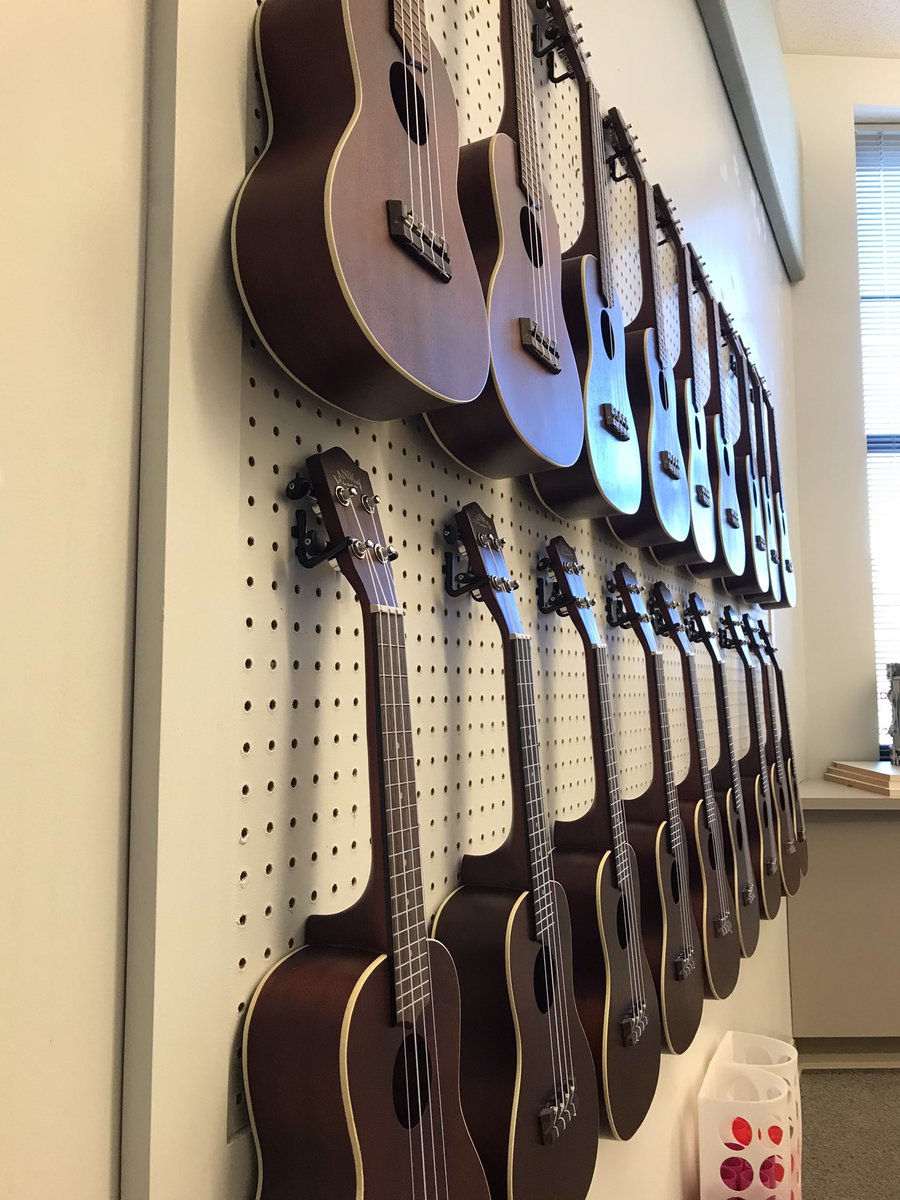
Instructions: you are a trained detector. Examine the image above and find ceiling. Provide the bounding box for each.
[774,0,900,58]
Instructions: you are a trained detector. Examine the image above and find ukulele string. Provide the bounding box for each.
[510,0,542,343]
[513,643,564,1099]
[597,644,645,1026]
[409,0,439,271]
[655,654,694,963]
[689,652,730,926]
[399,7,418,273]
[518,643,573,1099]
[516,0,555,355]
[421,0,447,258]
[349,503,441,1200]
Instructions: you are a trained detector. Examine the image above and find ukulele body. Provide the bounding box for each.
[770,764,802,896]
[552,846,661,1141]
[243,941,489,1200]
[606,330,691,548]
[763,491,797,609]
[678,798,741,1000]
[431,882,599,1200]
[426,134,584,478]
[232,0,490,420]
[688,415,746,579]
[653,379,717,567]
[627,818,704,1054]
[718,787,761,958]
[723,457,769,597]
[530,259,642,519]
[741,773,783,921]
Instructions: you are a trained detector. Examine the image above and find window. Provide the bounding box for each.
[855,127,900,749]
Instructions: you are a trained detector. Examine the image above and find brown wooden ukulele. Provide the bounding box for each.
[606,564,704,1054]
[435,505,599,1200]
[425,0,584,478]
[649,583,740,1000]
[603,112,691,550]
[649,192,717,569]
[719,606,782,919]
[745,617,802,897]
[720,318,771,599]
[528,4,642,521]
[757,623,808,876]
[540,537,661,1141]
[231,0,491,420]
[748,360,782,605]
[242,447,492,1200]
[759,385,798,609]
[682,252,746,580]
[684,593,761,958]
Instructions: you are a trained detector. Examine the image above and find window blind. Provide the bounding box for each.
[855,127,900,747]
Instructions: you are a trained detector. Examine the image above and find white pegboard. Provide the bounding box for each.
[227,0,755,1147]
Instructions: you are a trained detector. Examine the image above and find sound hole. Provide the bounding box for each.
[520,206,544,268]
[735,816,744,850]
[752,481,759,507]
[533,943,555,1014]
[658,371,670,410]
[393,1032,432,1129]
[694,414,703,447]
[722,441,732,476]
[670,860,681,904]
[600,308,615,359]
[389,62,429,146]
[762,802,770,827]
[707,832,717,871]
[778,787,786,811]
[616,894,629,950]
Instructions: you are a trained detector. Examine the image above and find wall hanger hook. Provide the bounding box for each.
[536,576,568,616]
[443,551,489,601]
[290,508,354,570]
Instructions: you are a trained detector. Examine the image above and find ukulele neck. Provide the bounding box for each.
[503,0,545,207]
[585,83,616,306]
[709,656,747,817]
[681,652,722,833]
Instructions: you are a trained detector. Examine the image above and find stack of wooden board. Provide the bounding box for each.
[823,760,900,796]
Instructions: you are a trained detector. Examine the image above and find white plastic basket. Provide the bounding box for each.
[699,1059,792,1199]
[713,1032,801,1199]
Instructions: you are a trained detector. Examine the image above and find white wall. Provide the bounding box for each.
[785,54,895,779]
[0,2,147,1197]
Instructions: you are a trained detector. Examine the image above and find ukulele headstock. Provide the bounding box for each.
[607,562,658,655]
[720,605,755,670]
[653,184,685,250]
[649,580,693,658]
[540,536,601,645]
[756,621,781,670]
[444,503,524,638]
[605,107,647,185]
[742,614,768,665]
[684,592,723,666]
[295,447,399,611]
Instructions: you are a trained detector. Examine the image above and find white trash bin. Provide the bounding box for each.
[699,1059,792,1199]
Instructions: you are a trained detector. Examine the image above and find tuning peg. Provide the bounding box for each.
[361,493,380,512]
[335,484,358,505]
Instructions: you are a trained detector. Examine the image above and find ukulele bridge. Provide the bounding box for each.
[725,507,741,529]
[659,450,681,480]
[519,318,561,373]
[785,838,797,855]
[714,912,733,938]
[621,1001,650,1046]
[770,547,780,565]
[695,483,712,508]
[539,1079,577,1144]
[741,882,757,906]
[600,403,631,441]
[755,534,767,552]
[387,200,452,281]
[765,856,779,876]
[673,947,696,980]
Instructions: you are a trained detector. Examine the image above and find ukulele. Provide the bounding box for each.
[650,192,717,569]
[540,537,661,1141]
[425,0,584,478]
[649,583,740,1000]
[759,385,798,609]
[603,111,691,549]
[745,617,802,897]
[435,506,599,1200]
[607,564,704,1054]
[684,593,761,958]
[719,317,771,599]
[232,0,491,420]
[719,606,782,918]
[748,360,782,605]
[528,4,642,521]
[757,623,808,876]
[243,448,491,1200]
[683,251,746,579]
